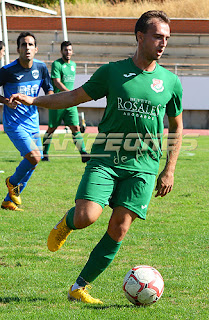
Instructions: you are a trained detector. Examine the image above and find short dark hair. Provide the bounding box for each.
[135,11,170,40]
[0,40,5,51]
[61,41,72,51]
[17,32,37,48]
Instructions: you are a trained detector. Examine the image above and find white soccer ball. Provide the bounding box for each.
[123,265,164,306]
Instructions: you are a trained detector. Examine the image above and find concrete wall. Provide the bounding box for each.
[6,16,209,34]
[1,74,209,129]
[38,107,209,129]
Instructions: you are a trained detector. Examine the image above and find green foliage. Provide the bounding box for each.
[0,132,208,319]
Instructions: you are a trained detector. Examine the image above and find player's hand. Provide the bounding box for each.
[4,97,18,109]
[9,93,34,106]
[155,169,174,197]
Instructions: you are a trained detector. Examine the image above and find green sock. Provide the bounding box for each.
[66,207,77,230]
[43,132,53,155]
[79,232,122,283]
[72,131,86,154]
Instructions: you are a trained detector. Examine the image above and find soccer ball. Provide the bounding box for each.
[123,265,164,306]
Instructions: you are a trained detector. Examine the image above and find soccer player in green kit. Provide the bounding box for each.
[42,41,89,162]
[10,11,183,304]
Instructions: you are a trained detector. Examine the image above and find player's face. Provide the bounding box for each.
[17,36,38,63]
[138,18,170,62]
[0,46,5,59]
[61,45,73,62]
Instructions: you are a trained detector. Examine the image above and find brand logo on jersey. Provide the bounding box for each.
[141,205,147,210]
[32,70,39,79]
[123,72,136,78]
[16,75,24,80]
[151,79,164,93]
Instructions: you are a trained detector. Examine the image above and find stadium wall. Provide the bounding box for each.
[6,16,209,33]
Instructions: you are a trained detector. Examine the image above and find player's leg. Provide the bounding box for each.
[42,109,62,161]
[3,150,41,207]
[68,206,137,304]
[47,199,103,252]
[18,168,35,194]
[69,171,156,303]
[17,132,43,194]
[2,130,42,210]
[47,161,115,251]
[64,107,89,163]
[42,127,56,161]
[47,162,117,303]
[70,125,90,162]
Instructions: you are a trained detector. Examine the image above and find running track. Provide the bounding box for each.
[0,124,209,135]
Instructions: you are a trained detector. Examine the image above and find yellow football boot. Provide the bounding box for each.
[1,200,23,211]
[6,177,21,205]
[47,212,73,252]
[68,285,103,304]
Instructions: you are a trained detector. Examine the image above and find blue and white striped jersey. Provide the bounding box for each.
[0,58,53,132]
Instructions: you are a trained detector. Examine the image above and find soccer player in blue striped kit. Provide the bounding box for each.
[0,32,53,211]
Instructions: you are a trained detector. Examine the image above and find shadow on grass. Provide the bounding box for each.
[179,193,192,197]
[85,303,141,310]
[0,159,18,163]
[178,158,192,161]
[0,296,47,304]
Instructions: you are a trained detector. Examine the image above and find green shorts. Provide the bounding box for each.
[48,107,79,128]
[75,161,156,220]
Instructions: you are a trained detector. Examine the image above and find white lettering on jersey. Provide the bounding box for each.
[18,84,39,96]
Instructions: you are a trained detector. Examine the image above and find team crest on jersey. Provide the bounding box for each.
[71,65,75,72]
[151,79,164,93]
[32,70,39,79]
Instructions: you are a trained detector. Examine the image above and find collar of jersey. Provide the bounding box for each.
[129,58,159,75]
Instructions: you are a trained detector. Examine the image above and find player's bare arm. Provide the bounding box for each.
[9,86,92,109]
[155,113,183,197]
[53,78,69,92]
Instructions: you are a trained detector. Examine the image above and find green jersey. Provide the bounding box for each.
[82,58,183,175]
[51,58,76,93]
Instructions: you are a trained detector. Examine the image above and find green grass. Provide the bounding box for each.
[0,131,208,319]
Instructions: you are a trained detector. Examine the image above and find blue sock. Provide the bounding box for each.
[4,194,12,202]
[4,167,35,202]
[9,158,35,186]
[19,168,35,194]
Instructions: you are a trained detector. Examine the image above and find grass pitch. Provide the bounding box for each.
[0,131,208,319]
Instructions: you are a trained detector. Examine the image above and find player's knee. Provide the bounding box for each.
[26,152,41,166]
[70,125,80,133]
[29,156,41,166]
[74,200,102,229]
[34,156,42,165]
[107,222,129,242]
[74,210,97,229]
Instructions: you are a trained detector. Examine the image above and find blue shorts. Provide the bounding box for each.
[5,126,43,157]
